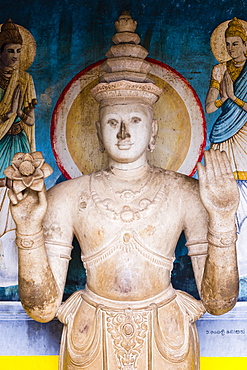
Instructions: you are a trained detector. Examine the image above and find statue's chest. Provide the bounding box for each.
[74,170,183,256]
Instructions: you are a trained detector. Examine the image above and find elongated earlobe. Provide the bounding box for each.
[147,120,158,152]
[95,121,105,153]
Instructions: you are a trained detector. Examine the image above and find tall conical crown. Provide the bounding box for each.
[91,12,162,107]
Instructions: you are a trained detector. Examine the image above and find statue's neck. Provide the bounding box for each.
[107,153,150,181]
[108,152,148,170]
[108,163,151,182]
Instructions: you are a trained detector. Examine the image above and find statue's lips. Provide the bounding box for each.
[116,141,133,150]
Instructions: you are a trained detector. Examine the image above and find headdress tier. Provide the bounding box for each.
[91,11,162,106]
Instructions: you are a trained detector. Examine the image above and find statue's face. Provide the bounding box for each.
[98,103,155,164]
[0,43,22,68]
[226,36,247,60]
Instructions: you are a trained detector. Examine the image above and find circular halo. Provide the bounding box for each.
[210,19,247,63]
[51,58,206,179]
[0,23,36,71]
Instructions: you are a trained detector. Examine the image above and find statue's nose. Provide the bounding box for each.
[117,121,130,140]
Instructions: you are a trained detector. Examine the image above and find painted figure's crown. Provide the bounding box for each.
[0,19,23,49]
[91,12,162,107]
[225,17,247,42]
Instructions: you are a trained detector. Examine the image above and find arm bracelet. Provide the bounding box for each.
[207,227,237,248]
[214,99,223,108]
[0,113,9,122]
[234,97,245,108]
[16,229,44,250]
[20,112,29,122]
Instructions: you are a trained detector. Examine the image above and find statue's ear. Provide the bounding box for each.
[95,121,105,153]
[148,120,158,152]
[152,119,158,137]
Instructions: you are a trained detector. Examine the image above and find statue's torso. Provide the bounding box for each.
[67,166,206,301]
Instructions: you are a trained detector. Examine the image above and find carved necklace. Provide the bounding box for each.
[102,166,155,202]
[90,167,165,223]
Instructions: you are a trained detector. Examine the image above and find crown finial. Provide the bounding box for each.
[114,11,137,33]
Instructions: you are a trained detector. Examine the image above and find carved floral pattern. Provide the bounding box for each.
[106,308,149,370]
[4,151,53,194]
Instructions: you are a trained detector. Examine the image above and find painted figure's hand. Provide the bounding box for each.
[17,87,24,117]
[197,149,239,221]
[223,71,235,101]
[8,85,21,116]
[220,76,228,102]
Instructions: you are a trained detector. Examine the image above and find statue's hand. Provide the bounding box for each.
[197,149,239,219]
[4,152,53,234]
[9,186,47,234]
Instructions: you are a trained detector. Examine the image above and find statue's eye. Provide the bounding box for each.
[131,117,141,124]
[107,119,118,127]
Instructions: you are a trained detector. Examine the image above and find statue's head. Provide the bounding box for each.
[91,12,162,165]
[225,17,247,60]
[0,19,23,69]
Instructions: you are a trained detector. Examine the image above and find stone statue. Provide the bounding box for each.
[5,12,240,369]
[0,19,37,287]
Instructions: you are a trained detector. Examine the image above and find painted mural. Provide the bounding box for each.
[206,18,247,300]
[0,20,37,288]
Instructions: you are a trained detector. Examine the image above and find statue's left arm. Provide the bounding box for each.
[197,149,240,315]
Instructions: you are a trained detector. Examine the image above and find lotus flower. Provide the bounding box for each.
[4,152,53,194]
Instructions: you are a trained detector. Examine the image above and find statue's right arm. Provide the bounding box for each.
[9,183,74,323]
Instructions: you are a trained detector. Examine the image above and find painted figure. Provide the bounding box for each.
[0,19,36,286]
[206,17,247,283]
[6,13,239,369]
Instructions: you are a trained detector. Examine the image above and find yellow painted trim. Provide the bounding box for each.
[234,171,247,180]
[0,356,247,369]
[201,357,247,369]
[0,356,59,370]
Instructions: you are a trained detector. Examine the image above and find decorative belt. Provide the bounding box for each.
[82,284,176,310]
[7,122,22,135]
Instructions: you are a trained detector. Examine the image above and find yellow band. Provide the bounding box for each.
[210,79,220,90]
[214,99,223,108]
[234,97,245,108]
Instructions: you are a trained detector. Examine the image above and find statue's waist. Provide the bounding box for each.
[82,284,177,310]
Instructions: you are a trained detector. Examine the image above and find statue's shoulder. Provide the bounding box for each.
[156,167,198,187]
[154,166,200,200]
[47,173,91,203]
